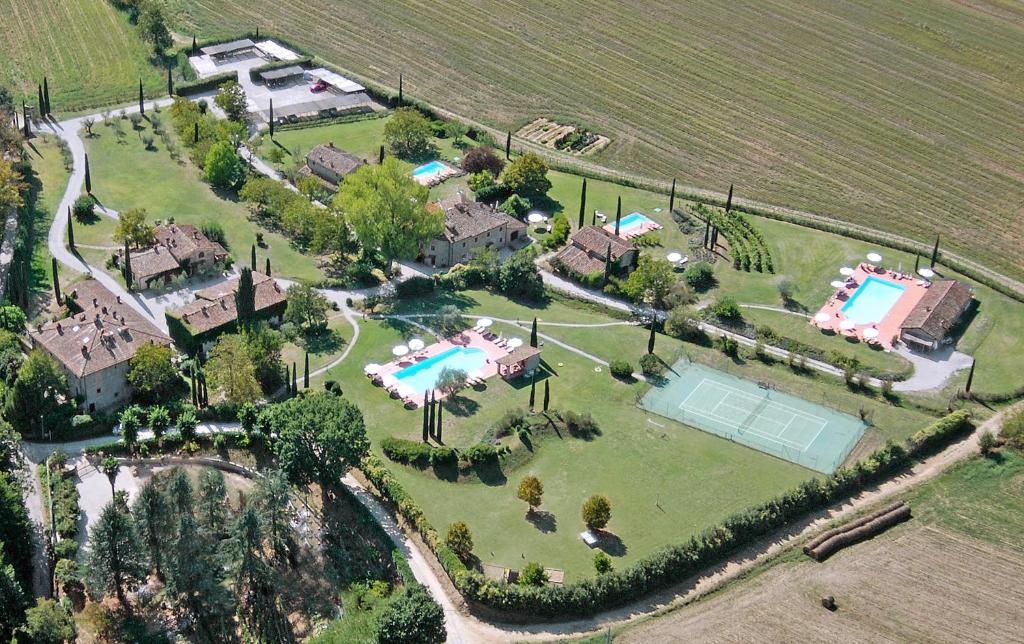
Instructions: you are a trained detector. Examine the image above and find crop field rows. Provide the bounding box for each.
[0,0,164,112]
[174,0,1024,280]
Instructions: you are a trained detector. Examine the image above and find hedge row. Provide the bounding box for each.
[380,437,456,468]
[367,409,971,618]
[175,71,238,97]
[275,110,389,132]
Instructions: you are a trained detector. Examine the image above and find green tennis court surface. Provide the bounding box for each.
[640,360,867,474]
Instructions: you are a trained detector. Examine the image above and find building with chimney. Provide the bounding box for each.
[422,193,528,268]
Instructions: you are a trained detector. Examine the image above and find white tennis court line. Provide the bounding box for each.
[677,379,828,452]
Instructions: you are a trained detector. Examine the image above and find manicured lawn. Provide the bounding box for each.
[317,290,936,579]
[82,117,322,281]
[22,135,73,312]
[281,314,353,375]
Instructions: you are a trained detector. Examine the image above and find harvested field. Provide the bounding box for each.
[174,0,1024,279]
[621,526,1024,644]
[0,0,165,112]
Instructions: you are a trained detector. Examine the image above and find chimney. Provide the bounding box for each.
[220,299,227,309]
[92,297,98,307]
[81,345,88,357]
[36,323,43,333]
[102,306,108,314]
[116,295,122,304]
[56,322,62,334]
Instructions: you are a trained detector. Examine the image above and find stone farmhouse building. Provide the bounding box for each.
[552,225,638,278]
[121,223,228,290]
[422,193,527,268]
[899,280,974,351]
[301,143,367,189]
[27,280,171,412]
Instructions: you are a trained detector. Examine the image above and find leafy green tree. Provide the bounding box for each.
[383,107,434,159]
[176,405,198,442]
[461,146,505,176]
[6,350,70,437]
[518,562,548,587]
[582,494,612,531]
[445,521,474,563]
[196,467,228,536]
[333,158,441,272]
[214,80,248,122]
[244,323,286,393]
[0,329,24,385]
[683,261,715,291]
[373,584,446,644]
[265,392,370,488]
[85,502,147,612]
[100,456,120,498]
[118,405,144,450]
[127,342,178,404]
[72,194,95,220]
[137,0,172,53]
[113,207,155,248]
[207,334,262,405]
[517,476,543,513]
[710,295,742,321]
[254,470,293,565]
[434,367,467,396]
[497,250,544,300]
[148,406,170,442]
[284,283,330,331]
[593,551,613,575]
[204,140,245,188]
[0,551,28,642]
[130,481,174,580]
[501,153,551,200]
[623,256,676,309]
[0,305,27,333]
[436,305,466,337]
[17,598,75,644]
[499,194,531,218]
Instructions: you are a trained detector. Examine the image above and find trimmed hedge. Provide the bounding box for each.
[381,437,456,468]
[175,71,239,97]
[907,409,973,454]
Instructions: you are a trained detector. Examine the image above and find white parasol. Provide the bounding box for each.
[918,267,935,279]
[469,369,484,380]
[866,252,882,263]
[408,339,425,351]
[830,280,847,289]
[814,312,831,323]
[839,267,855,276]
[863,327,880,339]
[396,384,417,399]
[527,212,546,224]
[477,318,493,328]
[839,319,856,331]
[381,374,399,388]
[364,363,382,375]
[392,345,409,357]
[506,338,524,349]
[666,252,683,263]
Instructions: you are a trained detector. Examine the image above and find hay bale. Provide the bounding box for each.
[804,501,906,554]
[809,503,911,561]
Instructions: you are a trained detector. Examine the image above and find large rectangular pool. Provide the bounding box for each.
[616,212,654,233]
[395,346,487,394]
[412,160,449,178]
[841,276,906,325]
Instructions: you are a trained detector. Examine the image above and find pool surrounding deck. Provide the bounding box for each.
[603,212,662,239]
[396,346,487,394]
[841,276,906,325]
[412,160,458,185]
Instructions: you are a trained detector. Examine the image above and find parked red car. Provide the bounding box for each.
[310,80,329,93]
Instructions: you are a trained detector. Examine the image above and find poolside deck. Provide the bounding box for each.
[812,263,930,349]
[603,212,662,239]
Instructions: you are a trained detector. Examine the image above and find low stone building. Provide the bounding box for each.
[422,193,528,268]
[27,280,171,412]
[166,271,288,355]
[121,223,227,290]
[302,143,367,189]
[899,280,974,351]
[552,225,638,279]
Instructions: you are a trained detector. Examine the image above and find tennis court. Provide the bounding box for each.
[640,360,867,474]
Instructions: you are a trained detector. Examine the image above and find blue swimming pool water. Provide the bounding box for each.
[840,276,906,325]
[412,160,448,177]
[616,212,654,233]
[395,347,487,394]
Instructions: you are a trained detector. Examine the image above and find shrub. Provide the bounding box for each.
[54,558,79,585]
[665,305,704,342]
[54,539,79,561]
[594,551,613,575]
[445,521,474,563]
[582,495,612,530]
[542,214,570,250]
[978,430,997,457]
[492,409,528,439]
[562,411,601,439]
[608,360,633,380]
[461,146,505,176]
[381,437,434,467]
[639,353,663,377]
[72,195,95,220]
[395,276,435,298]
[710,296,742,321]
[683,261,715,290]
[500,194,531,218]
[519,562,548,587]
[71,414,94,429]
[473,181,508,204]
[468,169,495,192]
[212,433,226,450]
[1001,407,1024,449]
[715,335,739,357]
[462,443,499,465]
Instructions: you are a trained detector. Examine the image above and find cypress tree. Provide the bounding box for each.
[648,323,656,354]
[167,67,173,97]
[530,317,538,348]
[428,393,436,438]
[268,99,274,138]
[505,131,511,160]
[711,226,719,249]
[914,253,920,273]
[139,79,145,115]
[37,84,44,116]
[398,73,403,104]
[193,122,199,144]
[191,35,197,56]
[542,379,550,412]
[303,353,309,389]
[669,178,677,213]
[52,257,61,303]
[43,77,51,114]
[591,208,596,226]
[190,369,198,406]
[436,401,443,443]
[201,375,209,407]
[67,206,75,250]
[251,244,257,269]
[703,219,710,248]
[378,144,384,164]
[85,154,92,194]
[265,257,271,276]
[124,240,133,290]
[965,359,976,394]
[930,234,940,267]
[235,268,256,327]
[528,374,536,409]
[603,242,613,285]
[422,393,429,442]
[725,183,734,212]
[256,26,260,39]
[22,103,30,138]
[613,196,622,236]
[291,363,297,397]
[578,178,587,229]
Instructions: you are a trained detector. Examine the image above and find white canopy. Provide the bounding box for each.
[392,345,409,357]
[839,320,857,331]
[506,338,524,349]
[381,374,399,388]
[867,252,883,263]
[863,328,880,339]
[408,339,425,351]
[396,385,417,399]
[918,267,935,278]
[830,280,847,289]
[477,318,493,328]
[364,363,382,375]
[839,267,855,276]
[814,312,831,323]
[306,67,365,93]
[527,212,546,223]
[666,252,683,263]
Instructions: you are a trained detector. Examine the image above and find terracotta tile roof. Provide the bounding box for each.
[153,224,227,263]
[127,245,181,281]
[176,272,286,334]
[306,144,365,180]
[553,226,636,275]
[29,280,170,377]
[436,194,525,243]
[495,345,542,366]
[900,280,973,339]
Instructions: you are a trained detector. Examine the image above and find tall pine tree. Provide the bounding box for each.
[603,242,613,286]
[669,178,676,212]
[43,77,51,114]
[51,257,61,303]
[268,99,274,138]
[578,178,587,229]
[930,234,940,267]
[67,206,75,250]
[139,79,145,114]
[123,240,133,290]
[505,131,511,160]
[84,154,92,193]
[648,323,656,354]
[436,400,443,443]
[528,374,537,409]
[530,317,538,348]
[422,393,429,442]
[303,353,309,389]
[542,379,550,412]
[613,196,622,236]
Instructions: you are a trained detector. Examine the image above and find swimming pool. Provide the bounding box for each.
[395,347,487,394]
[616,212,655,233]
[841,276,906,325]
[412,160,449,178]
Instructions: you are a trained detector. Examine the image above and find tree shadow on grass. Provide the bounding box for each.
[300,327,345,356]
[470,460,506,486]
[444,395,479,418]
[595,531,627,557]
[430,462,459,482]
[526,510,557,534]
